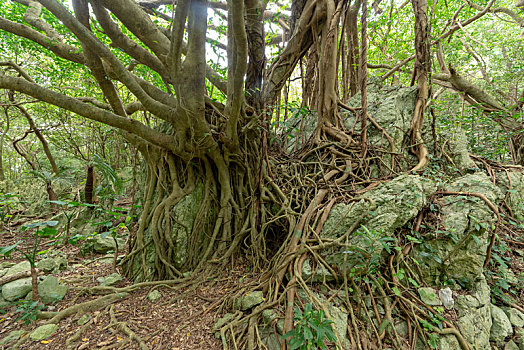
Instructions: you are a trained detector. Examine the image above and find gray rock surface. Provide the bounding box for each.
[496,171,524,220]
[36,255,67,274]
[4,261,30,276]
[2,277,32,301]
[440,334,462,350]
[454,277,492,349]
[416,173,502,287]
[506,340,520,350]
[502,307,524,328]
[322,174,436,275]
[439,287,454,309]
[235,291,264,310]
[38,275,68,304]
[93,235,126,254]
[97,273,123,286]
[447,128,476,171]
[0,330,26,345]
[491,304,513,344]
[29,324,59,341]
[343,86,417,159]
[418,287,442,306]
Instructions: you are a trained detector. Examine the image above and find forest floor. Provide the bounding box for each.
[1,208,524,349]
[0,214,256,350]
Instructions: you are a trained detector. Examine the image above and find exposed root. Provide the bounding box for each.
[46,292,128,325]
[105,304,149,350]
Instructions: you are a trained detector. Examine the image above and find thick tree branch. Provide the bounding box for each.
[0,17,85,64]
[0,75,176,152]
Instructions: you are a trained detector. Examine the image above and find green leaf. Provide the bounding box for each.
[0,242,20,256]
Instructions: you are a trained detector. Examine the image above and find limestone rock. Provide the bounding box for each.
[29,324,59,341]
[0,330,26,345]
[147,290,162,302]
[97,273,122,286]
[0,295,10,309]
[454,277,492,349]
[439,287,454,309]
[2,277,32,301]
[93,235,126,254]
[418,287,442,306]
[213,312,239,334]
[36,256,67,273]
[322,174,436,275]
[5,261,31,276]
[502,307,524,328]
[301,259,335,283]
[38,276,68,304]
[447,128,475,171]
[234,291,264,310]
[440,334,462,350]
[496,171,524,220]
[327,303,349,349]
[416,173,502,287]
[506,340,520,350]
[0,261,15,269]
[343,86,417,160]
[491,304,513,344]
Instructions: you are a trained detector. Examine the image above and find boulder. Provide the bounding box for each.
[93,235,126,254]
[2,277,32,301]
[36,256,67,274]
[491,304,513,344]
[506,340,520,350]
[415,173,502,287]
[29,324,59,341]
[439,287,454,309]
[343,86,417,161]
[496,171,524,220]
[38,276,68,304]
[4,261,31,276]
[97,273,123,286]
[234,291,264,311]
[502,307,524,328]
[454,277,492,349]
[447,128,476,171]
[440,334,462,350]
[0,330,26,345]
[0,295,11,309]
[321,174,436,275]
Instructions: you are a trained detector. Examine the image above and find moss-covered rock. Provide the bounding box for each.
[321,174,436,275]
[415,173,502,287]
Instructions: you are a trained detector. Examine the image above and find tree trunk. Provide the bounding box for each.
[121,143,260,281]
[84,165,94,204]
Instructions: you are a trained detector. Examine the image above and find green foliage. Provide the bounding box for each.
[15,300,45,325]
[0,220,58,266]
[281,303,337,350]
[0,192,17,226]
[343,226,396,276]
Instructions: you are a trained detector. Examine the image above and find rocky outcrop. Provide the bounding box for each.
[321,174,436,276]
[415,173,502,287]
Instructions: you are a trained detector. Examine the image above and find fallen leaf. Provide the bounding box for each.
[82,338,88,341]
[41,340,52,344]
